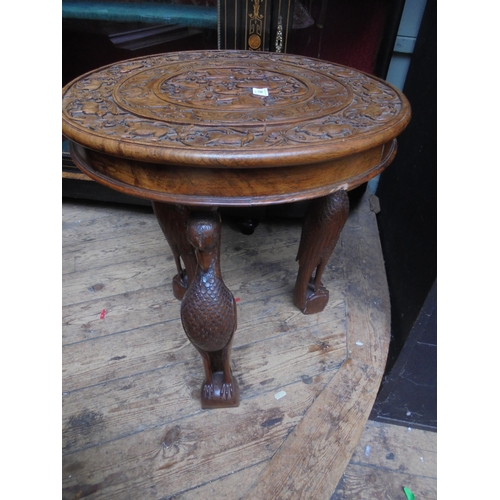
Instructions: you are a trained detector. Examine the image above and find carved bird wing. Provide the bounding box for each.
[296,193,349,268]
[154,204,191,256]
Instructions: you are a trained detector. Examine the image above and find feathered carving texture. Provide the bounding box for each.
[181,272,237,352]
[294,191,349,314]
[296,191,350,276]
[179,211,238,404]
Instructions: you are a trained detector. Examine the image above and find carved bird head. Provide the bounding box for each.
[187,212,220,272]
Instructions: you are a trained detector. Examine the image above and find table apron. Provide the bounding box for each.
[69,139,396,207]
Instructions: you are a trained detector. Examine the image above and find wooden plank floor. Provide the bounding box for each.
[333,420,437,499]
[62,192,435,499]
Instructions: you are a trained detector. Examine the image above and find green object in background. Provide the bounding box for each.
[403,487,415,500]
[62,1,218,29]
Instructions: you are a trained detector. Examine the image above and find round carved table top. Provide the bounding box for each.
[62,50,411,206]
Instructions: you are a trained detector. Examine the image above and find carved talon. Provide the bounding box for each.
[203,382,215,400]
[298,279,330,314]
[201,372,239,409]
[220,382,233,400]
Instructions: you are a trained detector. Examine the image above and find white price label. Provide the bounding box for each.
[252,87,269,96]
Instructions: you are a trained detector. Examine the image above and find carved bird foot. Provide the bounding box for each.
[221,381,234,400]
[201,372,240,409]
[172,270,189,301]
[294,279,330,314]
[202,381,215,400]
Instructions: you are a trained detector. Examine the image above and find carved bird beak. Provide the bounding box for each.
[196,249,213,272]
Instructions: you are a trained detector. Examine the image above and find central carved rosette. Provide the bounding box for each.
[111,60,351,128]
[159,68,309,109]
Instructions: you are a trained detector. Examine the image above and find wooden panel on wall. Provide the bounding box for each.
[218,0,294,52]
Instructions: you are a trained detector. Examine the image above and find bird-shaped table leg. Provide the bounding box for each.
[293,190,350,314]
[180,211,239,408]
[153,202,198,300]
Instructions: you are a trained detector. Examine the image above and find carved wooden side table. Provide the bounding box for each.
[62,50,410,409]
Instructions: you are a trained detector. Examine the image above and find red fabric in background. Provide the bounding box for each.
[290,0,389,75]
[322,0,387,73]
